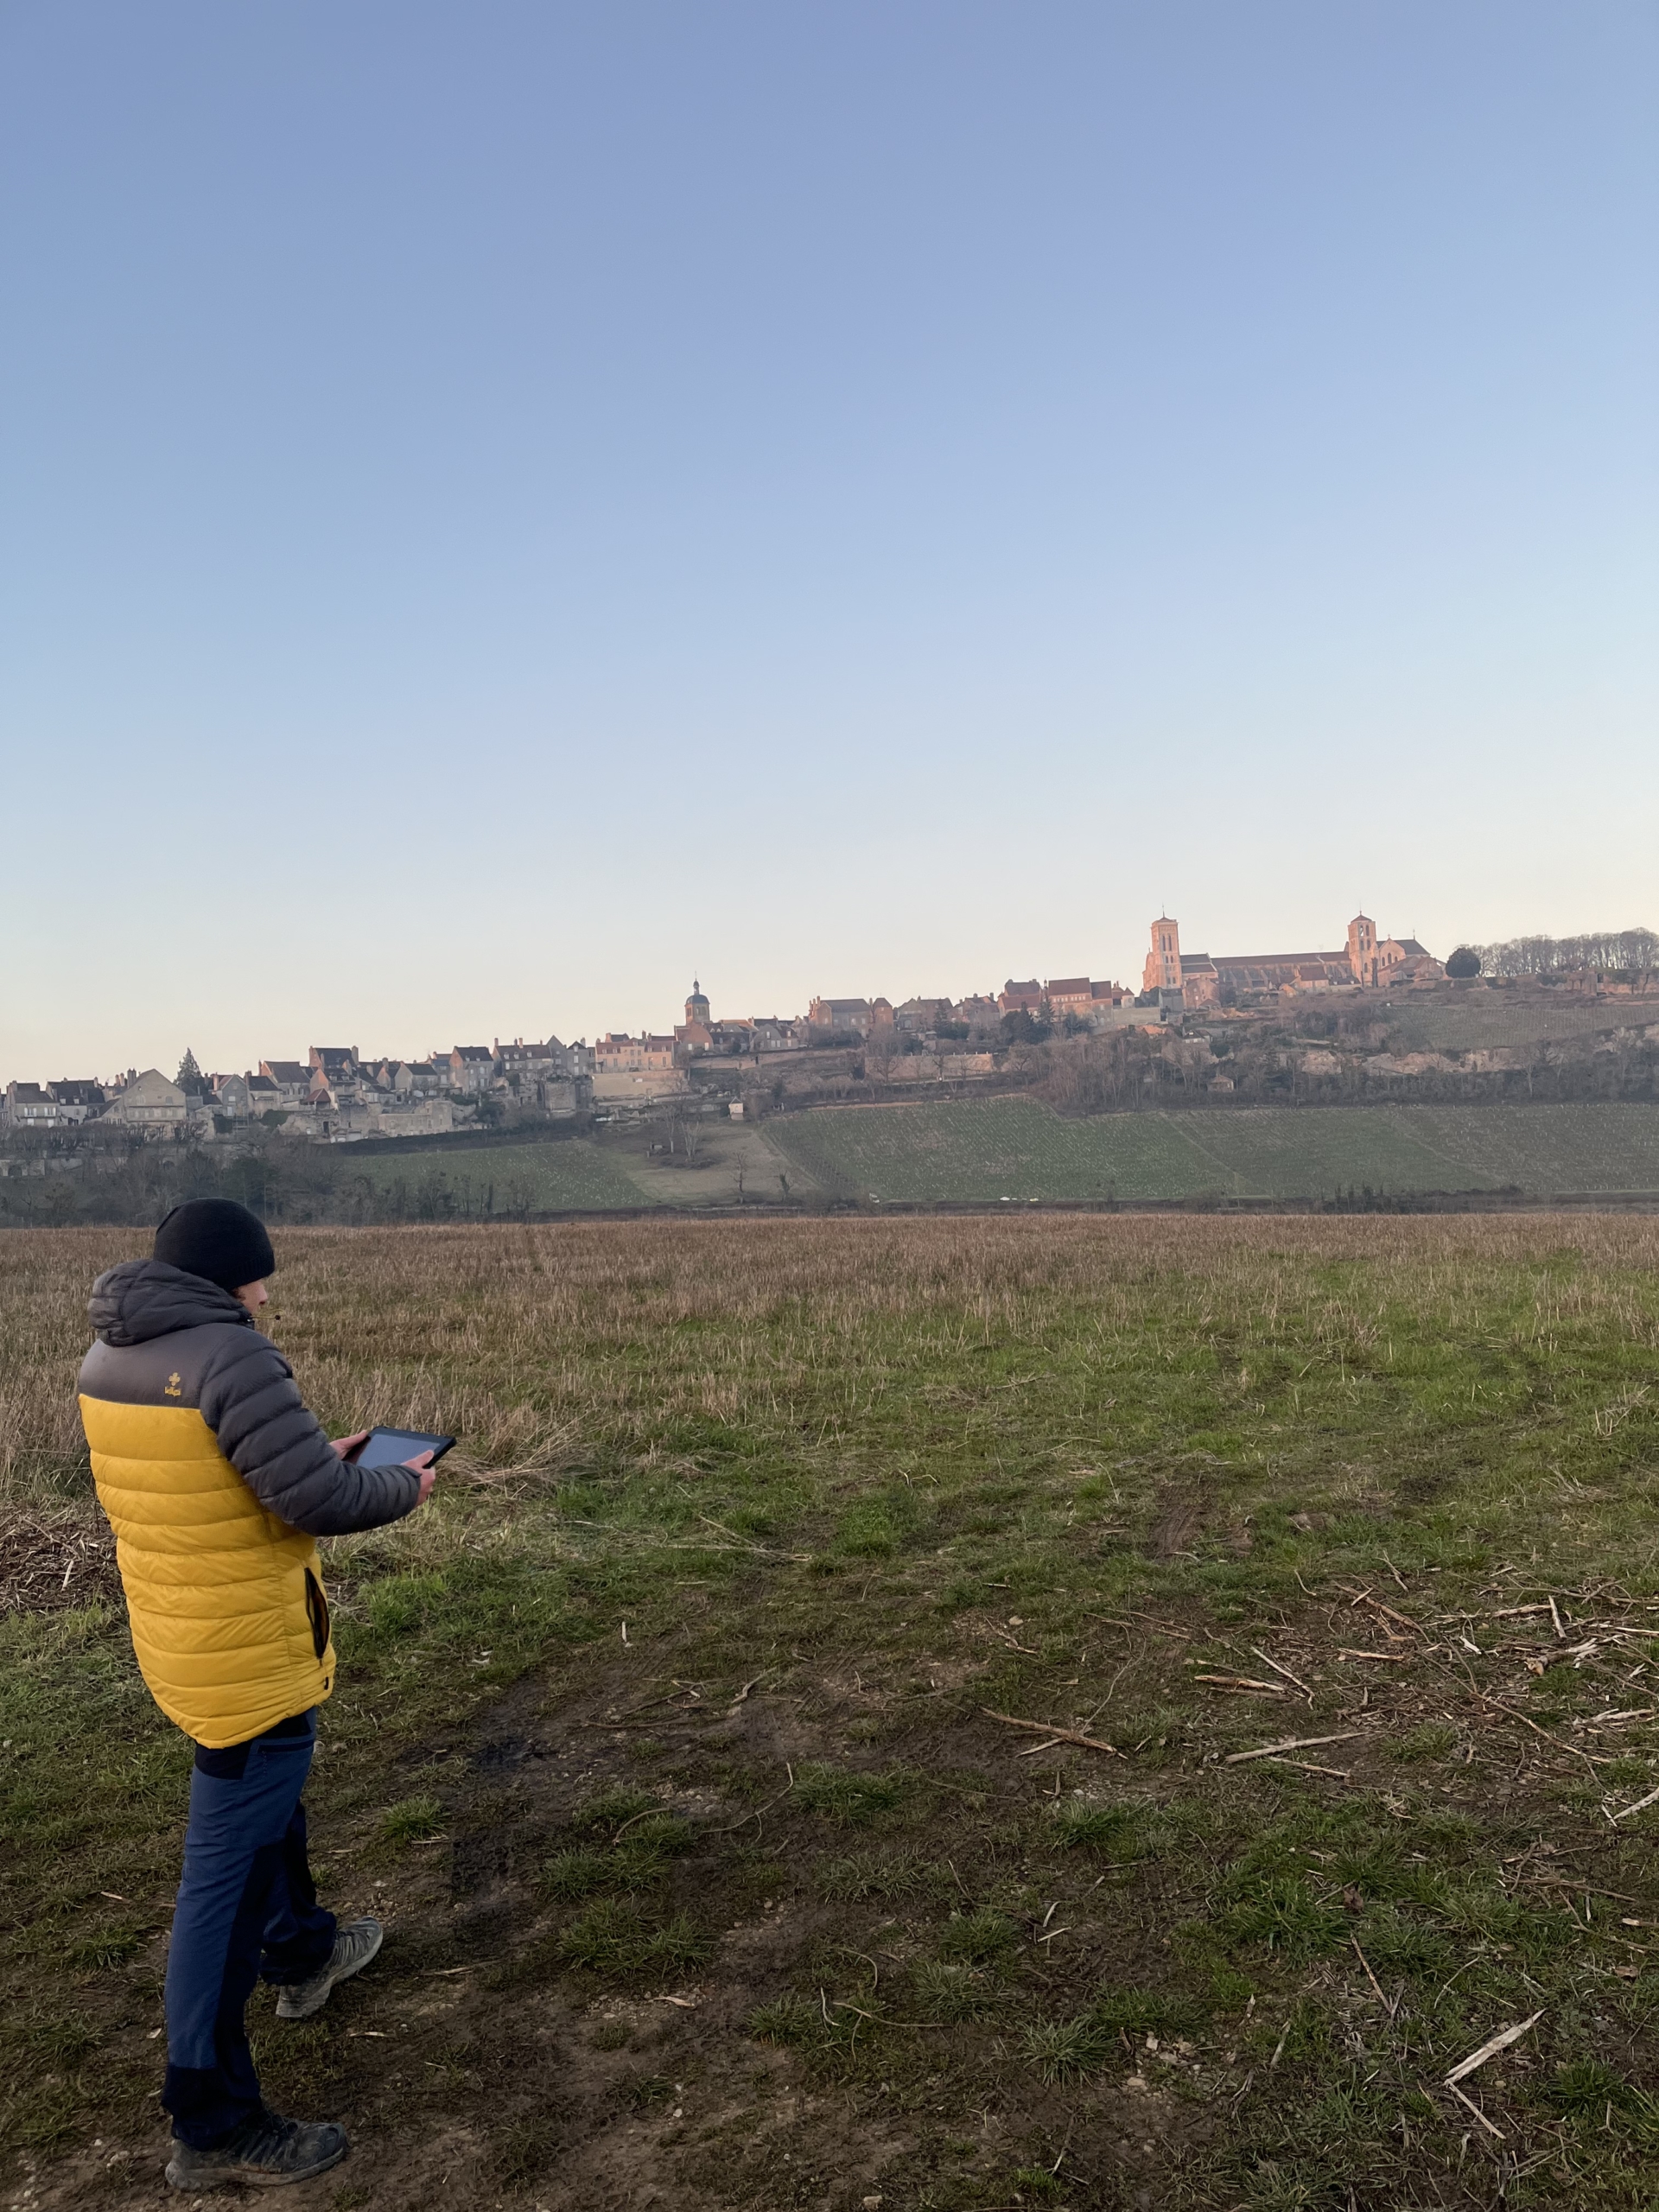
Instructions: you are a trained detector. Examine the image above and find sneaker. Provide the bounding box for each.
[274,1916,384,2021]
[165,2109,348,2189]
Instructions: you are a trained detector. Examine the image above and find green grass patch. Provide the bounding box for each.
[771,1094,1659,1200]
[554,1900,709,1979]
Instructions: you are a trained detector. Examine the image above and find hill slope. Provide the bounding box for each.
[769,1096,1659,1203]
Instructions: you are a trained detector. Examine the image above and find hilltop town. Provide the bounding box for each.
[4,915,1656,1188]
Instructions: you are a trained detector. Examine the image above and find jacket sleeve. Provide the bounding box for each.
[198,1331,422,1536]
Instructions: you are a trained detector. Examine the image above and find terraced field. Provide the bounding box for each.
[771,1096,1659,1203]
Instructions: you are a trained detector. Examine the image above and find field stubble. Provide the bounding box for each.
[6,1216,1659,2209]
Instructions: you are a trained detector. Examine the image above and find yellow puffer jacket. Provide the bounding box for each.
[78,1260,420,1749]
[79,1395,334,1747]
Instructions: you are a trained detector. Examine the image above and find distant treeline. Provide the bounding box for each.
[0,1130,570,1232]
[1471,927,1657,977]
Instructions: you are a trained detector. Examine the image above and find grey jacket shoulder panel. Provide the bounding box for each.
[79,1322,255,1408]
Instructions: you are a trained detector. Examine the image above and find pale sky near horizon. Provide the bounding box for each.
[2,2,1655,1078]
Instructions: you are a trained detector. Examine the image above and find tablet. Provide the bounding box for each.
[351,1427,456,1471]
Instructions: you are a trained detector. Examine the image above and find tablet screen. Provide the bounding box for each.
[354,1427,453,1470]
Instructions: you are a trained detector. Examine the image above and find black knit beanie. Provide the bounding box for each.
[153,1199,276,1290]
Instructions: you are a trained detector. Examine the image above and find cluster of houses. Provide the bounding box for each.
[4,910,1450,1143]
[3,1039,589,1143]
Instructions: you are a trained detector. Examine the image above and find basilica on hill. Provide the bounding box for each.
[1143,912,1441,1007]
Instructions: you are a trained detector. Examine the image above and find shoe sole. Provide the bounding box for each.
[274,1923,385,2021]
[165,2139,348,2189]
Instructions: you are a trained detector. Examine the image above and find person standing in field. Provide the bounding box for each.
[76,1198,436,2190]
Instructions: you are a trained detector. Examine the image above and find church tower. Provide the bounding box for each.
[1143,918,1182,995]
[1345,915,1377,988]
[685,978,710,1027]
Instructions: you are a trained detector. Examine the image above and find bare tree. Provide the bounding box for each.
[667,1111,702,1164]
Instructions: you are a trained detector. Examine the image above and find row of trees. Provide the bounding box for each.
[1470,928,1659,978]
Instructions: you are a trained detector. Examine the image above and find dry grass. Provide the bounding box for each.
[10,1213,1659,2210]
[8,1212,1659,1500]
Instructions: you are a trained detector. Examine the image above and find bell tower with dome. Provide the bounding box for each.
[685,979,710,1027]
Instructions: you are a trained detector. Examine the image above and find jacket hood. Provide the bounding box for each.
[89,1259,255,1347]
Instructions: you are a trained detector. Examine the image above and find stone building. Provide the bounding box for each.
[807,996,894,1036]
[1144,914,1442,1006]
[3,1083,63,1129]
[370,1060,445,1097]
[447,1045,497,1094]
[102,1070,191,1136]
[305,1086,469,1142]
[258,1061,313,1102]
[493,1038,584,1116]
[998,978,1130,1023]
[593,1032,685,1103]
[213,1073,254,1118]
[1043,978,1133,1022]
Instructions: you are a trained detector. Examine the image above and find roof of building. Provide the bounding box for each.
[9,1082,49,1103]
[261,1060,308,1083]
[117,1070,188,1103]
[49,1080,104,1103]
[1046,977,1091,995]
[1211,951,1345,969]
[452,1045,493,1061]
[1389,939,1430,957]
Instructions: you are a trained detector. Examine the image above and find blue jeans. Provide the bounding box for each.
[162,1710,338,2148]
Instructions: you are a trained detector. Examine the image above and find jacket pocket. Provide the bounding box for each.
[304,1568,331,1662]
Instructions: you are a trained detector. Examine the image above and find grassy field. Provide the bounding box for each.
[7,1216,1659,2209]
[308,1122,820,1216]
[329,1135,658,1214]
[771,1096,1659,1203]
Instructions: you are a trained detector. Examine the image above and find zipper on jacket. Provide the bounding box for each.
[304,1569,330,1662]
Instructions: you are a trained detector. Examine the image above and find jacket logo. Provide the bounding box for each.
[163,1372,182,1398]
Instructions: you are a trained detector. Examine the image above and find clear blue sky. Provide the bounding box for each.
[3,1,1654,1077]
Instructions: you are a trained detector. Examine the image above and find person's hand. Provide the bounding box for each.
[406,1450,437,1507]
[332,1429,372,1461]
